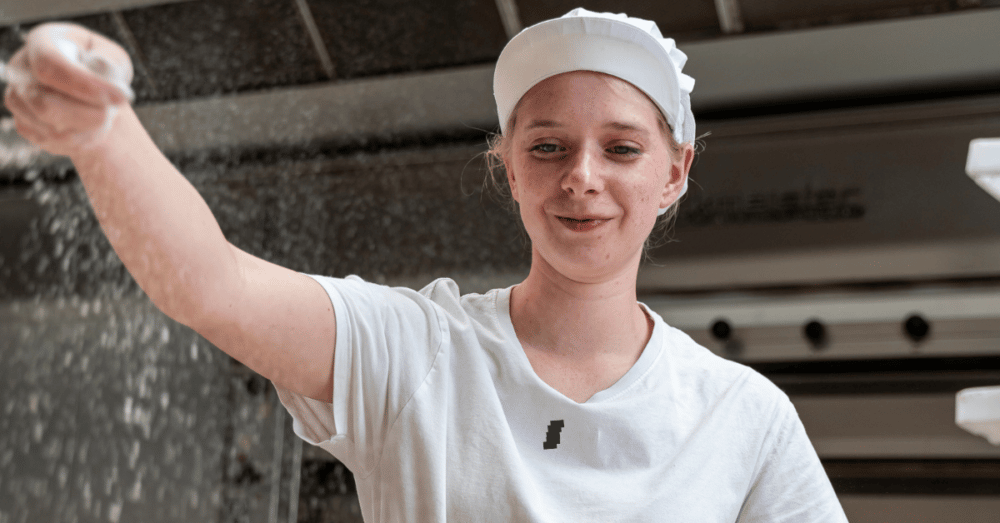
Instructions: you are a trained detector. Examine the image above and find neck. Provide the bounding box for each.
[510,249,652,362]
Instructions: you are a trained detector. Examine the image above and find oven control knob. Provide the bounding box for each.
[710,319,732,341]
[804,320,827,349]
[904,314,930,342]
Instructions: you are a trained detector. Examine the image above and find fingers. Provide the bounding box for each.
[7,79,109,131]
[5,79,120,156]
[5,85,57,135]
[25,23,135,106]
[4,85,74,152]
[7,108,80,155]
[10,113,59,148]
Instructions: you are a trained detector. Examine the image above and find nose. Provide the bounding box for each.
[561,145,603,196]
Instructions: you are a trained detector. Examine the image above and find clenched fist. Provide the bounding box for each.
[3,23,135,158]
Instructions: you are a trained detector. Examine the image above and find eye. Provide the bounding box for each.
[608,145,640,156]
[530,143,561,154]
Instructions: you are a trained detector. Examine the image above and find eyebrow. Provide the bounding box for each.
[522,119,652,134]
[524,119,562,130]
[603,121,651,135]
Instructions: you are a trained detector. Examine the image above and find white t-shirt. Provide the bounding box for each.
[275,276,847,522]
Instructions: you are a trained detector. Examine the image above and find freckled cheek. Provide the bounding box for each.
[516,166,560,203]
[623,184,653,211]
[513,160,539,190]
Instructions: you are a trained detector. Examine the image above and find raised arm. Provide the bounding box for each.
[3,23,336,402]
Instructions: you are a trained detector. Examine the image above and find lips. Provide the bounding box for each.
[557,216,609,232]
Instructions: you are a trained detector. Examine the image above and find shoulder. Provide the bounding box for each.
[417,277,506,326]
[651,316,805,461]
[308,275,503,329]
[653,313,790,415]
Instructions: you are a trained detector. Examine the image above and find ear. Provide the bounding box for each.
[659,143,695,210]
[505,157,521,203]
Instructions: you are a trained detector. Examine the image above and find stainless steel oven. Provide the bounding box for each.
[639,90,1000,522]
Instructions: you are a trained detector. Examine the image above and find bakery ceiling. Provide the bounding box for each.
[1,0,998,109]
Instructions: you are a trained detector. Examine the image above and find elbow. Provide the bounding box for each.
[149,285,213,331]
[148,271,235,332]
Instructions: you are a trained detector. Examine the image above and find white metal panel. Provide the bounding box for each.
[794,394,1000,458]
[840,495,1000,523]
[0,0,193,25]
[682,9,1000,111]
[132,66,497,153]
[647,285,1000,361]
[647,285,1000,329]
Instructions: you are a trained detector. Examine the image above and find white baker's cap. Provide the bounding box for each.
[493,8,696,206]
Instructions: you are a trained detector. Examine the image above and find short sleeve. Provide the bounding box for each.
[274,275,446,475]
[737,397,849,523]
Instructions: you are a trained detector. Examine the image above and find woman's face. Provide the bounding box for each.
[505,71,692,284]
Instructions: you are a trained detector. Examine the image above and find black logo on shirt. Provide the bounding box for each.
[543,420,564,449]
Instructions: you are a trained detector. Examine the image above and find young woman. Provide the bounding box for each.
[4,8,847,522]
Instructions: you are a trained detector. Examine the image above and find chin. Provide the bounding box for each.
[549,248,640,282]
